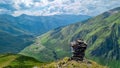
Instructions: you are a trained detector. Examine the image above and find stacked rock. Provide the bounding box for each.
[70,39,87,61]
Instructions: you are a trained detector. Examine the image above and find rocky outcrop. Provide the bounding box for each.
[70,39,87,61]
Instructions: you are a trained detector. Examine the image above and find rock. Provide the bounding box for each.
[70,39,87,61]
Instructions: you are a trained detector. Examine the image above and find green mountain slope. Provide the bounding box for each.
[0,54,44,68]
[20,7,120,68]
[0,15,29,36]
[0,30,34,54]
[0,54,106,68]
[42,57,107,68]
[0,15,35,54]
[0,54,17,68]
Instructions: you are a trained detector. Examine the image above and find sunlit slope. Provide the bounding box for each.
[0,54,17,68]
[0,54,44,68]
[0,54,106,68]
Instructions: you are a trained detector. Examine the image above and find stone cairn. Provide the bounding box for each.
[70,39,87,61]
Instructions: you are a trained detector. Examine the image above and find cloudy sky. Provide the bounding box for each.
[0,0,120,16]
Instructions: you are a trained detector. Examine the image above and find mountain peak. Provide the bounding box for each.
[101,7,120,18]
[106,7,120,14]
[110,7,120,11]
[19,14,27,17]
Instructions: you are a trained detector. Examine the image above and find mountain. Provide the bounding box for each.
[0,14,90,36]
[0,54,106,68]
[20,7,120,68]
[0,16,34,54]
[0,14,29,36]
[0,14,90,54]
[0,30,34,54]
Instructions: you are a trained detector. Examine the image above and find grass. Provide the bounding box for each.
[42,57,107,68]
[89,56,120,68]
[0,54,107,68]
[0,54,45,68]
[0,54,17,68]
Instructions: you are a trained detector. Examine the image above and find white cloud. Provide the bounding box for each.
[0,0,120,16]
[0,9,12,14]
[12,9,62,16]
[12,0,34,9]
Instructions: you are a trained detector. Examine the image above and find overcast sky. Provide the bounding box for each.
[0,0,120,16]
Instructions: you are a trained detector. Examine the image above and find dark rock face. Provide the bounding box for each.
[70,39,87,61]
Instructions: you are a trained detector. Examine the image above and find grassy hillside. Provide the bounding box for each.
[0,54,17,68]
[42,57,107,68]
[20,7,120,68]
[0,54,106,68]
[0,54,45,68]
